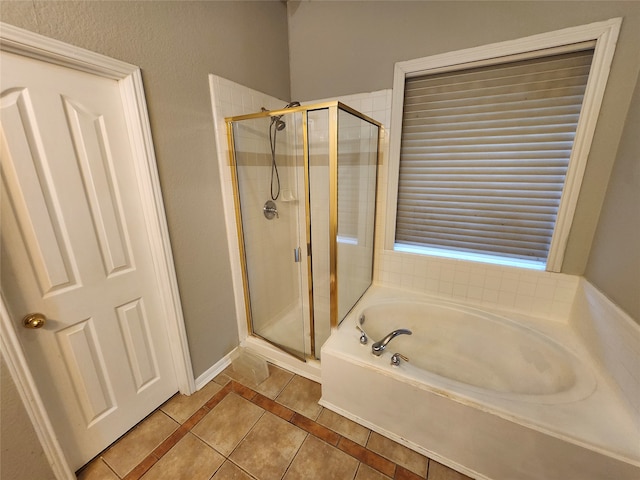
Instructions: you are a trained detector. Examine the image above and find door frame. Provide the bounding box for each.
[0,22,195,479]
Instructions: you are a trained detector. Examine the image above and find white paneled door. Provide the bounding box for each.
[1,51,178,470]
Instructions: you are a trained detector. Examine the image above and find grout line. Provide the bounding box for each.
[225,408,267,461]
[122,453,157,480]
[228,458,260,480]
[275,371,296,400]
[280,431,311,480]
[336,436,396,478]
[394,465,424,480]
[101,458,120,480]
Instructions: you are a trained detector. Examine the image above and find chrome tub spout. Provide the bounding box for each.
[371,329,412,356]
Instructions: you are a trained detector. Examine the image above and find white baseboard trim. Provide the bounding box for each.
[194,347,238,391]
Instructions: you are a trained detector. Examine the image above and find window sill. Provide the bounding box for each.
[394,243,546,271]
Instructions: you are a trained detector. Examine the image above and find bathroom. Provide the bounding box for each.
[1,1,639,479]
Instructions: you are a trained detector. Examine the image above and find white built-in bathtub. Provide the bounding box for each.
[321,285,640,480]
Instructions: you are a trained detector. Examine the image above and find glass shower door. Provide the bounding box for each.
[336,109,379,321]
[232,113,309,360]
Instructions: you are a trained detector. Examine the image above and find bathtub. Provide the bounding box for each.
[321,285,640,480]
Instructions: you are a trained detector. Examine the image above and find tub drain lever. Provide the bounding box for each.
[390,353,409,367]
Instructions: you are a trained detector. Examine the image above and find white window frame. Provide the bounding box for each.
[385,18,621,272]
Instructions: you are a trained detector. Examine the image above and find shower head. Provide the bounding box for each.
[271,116,286,131]
[269,101,300,131]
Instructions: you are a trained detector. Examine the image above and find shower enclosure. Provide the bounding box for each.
[227,102,381,361]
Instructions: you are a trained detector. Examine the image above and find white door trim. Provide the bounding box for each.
[0,22,195,479]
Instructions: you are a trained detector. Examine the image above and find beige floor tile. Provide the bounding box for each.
[222,362,292,397]
[77,459,119,480]
[275,375,322,420]
[213,372,232,386]
[192,392,264,456]
[160,380,222,423]
[317,408,370,446]
[222,364,263,388]
[230,412,307,480]
[211,461,254,480]
[355,463,393,480]
[283,435,358,480]
[141,432,224,480]
[428,461,473,480]
[367,432,428,477]
[102,411,179,477]
[254,364,294,399]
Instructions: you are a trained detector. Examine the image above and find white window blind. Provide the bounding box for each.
[395,49,594,264]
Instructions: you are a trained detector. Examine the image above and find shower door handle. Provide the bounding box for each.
[294,247,301,263]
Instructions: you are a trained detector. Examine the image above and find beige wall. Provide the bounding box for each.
[0,1,290,377]
[288,1,640,316]
[585,76,640,323]
[1,356,55,480]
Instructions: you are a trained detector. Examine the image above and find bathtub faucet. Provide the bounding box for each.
[371,329,412,356]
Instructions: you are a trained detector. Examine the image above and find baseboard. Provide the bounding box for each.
[194,347,238,390]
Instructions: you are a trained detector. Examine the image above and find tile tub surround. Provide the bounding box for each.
[321,285,640,480]
[376,252,580,322]
[77,365,472,480]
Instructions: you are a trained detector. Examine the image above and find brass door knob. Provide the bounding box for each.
[23,313,46,329]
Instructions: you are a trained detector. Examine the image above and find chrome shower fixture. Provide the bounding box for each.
[268,101,301,201]
[273,118,286,131]
[269,101,301,131]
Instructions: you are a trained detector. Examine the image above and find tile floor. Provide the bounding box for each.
[77,364,473,480]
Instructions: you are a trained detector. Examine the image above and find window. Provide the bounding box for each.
[386,19,621,271]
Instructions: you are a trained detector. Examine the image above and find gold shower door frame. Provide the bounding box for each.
[226,101,382,361]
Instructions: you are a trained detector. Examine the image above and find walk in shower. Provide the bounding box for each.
[226,102,381,361]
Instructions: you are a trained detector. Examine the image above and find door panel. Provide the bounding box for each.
[1,88,79,294]
[1,51,178,470]
[116,298,160,392]
[63,95,134,276]
[56,317,117,426]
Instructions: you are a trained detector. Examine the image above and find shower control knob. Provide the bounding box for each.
[263,200,279,220]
